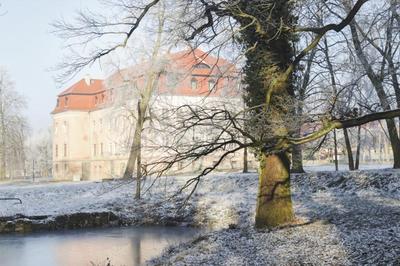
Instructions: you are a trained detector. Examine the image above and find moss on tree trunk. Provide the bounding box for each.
[255,152,294,228]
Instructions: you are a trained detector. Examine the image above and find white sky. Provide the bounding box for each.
[0,0,103,134]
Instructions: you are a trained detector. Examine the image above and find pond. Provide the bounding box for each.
[0,226,201,266]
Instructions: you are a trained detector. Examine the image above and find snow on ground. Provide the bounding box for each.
[1,167,400,265]
[150,169,400,265]
[303,163,392,172]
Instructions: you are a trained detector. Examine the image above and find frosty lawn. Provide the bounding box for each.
[0,169,399,265]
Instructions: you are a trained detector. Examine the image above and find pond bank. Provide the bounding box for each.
[0,212,120,234]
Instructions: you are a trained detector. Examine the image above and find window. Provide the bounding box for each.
[65,97,69,106]
[101,94,105,103]
[64,144,67,157]
[57,99,60,107]
[167,73,180,90]
[93,144,97,156]
[109,143,113,155]
[191,78,198,90]
[110,90,114,102]
[194,63,210,69]
[64,163,68,171]
[208,79,216,91]
[55,145,58,158]
[101,143,104,156]
[95,96,98,105]
[55,164,58,172]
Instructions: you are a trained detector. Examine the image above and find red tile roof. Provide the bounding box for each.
[58,79,105,96]
[52,49,240,114]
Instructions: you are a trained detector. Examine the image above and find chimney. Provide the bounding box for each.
[84,74,91,86]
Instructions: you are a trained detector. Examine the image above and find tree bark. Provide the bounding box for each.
[355,126,361,170]
[291,144,305,173]
[123,7,165,179]
[255,152,294,228]
[243,144,248,173]
[135,100,142,199]
[291,47,316,174]
[333,129,339,171]
[343,128,355,170]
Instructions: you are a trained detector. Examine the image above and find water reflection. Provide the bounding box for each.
[0,226,200,266]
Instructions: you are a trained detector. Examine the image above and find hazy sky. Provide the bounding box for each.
[0,0,102,134]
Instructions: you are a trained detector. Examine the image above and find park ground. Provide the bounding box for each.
[0,165,399,265]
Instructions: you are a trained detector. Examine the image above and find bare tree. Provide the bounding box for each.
[340,0,400,168]
[0,68,28,179]
[27,128,52,178]
[53,0,400,229]
[121,3,167,187]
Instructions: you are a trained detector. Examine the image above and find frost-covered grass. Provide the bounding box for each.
[150,169,400,265]
[1,168,400,265]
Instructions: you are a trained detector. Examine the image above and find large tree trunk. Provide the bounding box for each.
[234,0,297,228]
[343,128,355,170]
[291,145,305,173]
[255,152,294,228]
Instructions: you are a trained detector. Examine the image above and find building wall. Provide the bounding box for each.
[52,93,256,181]
[53,111,90,180]
[52,50,255,181]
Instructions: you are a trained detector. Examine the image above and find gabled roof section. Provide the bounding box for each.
[106,48,236,82]
[58,79,105,96]
[167,48,234,73]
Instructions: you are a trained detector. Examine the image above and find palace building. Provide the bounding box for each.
[52,49,255,181]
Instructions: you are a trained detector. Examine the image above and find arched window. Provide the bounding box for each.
[194,63,210,69]
[65,97,69,106]
[95,96,98,105]
[191,78,198,90]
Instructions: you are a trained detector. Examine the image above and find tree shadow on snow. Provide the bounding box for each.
[298,181,400,265]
